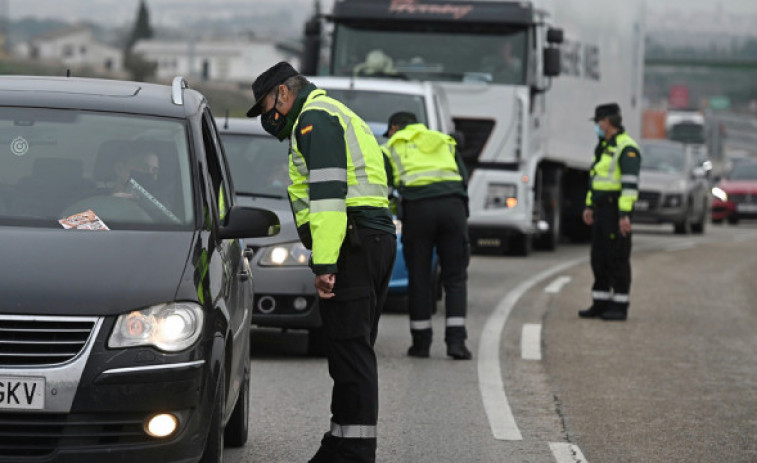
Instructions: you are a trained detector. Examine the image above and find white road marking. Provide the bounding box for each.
[478,258,587,441]
[521,324,542,360]
[544,275,572,294]
[549,442,589,463]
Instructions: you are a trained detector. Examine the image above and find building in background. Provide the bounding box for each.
[13,25,123,73]
[133,38,299,83]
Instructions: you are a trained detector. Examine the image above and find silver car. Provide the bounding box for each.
[635,139,709,234]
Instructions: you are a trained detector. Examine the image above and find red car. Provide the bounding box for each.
[711,162,757,224]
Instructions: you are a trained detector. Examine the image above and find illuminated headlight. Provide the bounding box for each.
[662,194,683,208]
[711,187,728,201]
[259,242,310,266]
[485,183,518,209]
[109,303,203,352]
[145,413,179,438]
[393,218,402,235]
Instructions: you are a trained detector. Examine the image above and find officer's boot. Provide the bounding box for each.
[601,301,628,321]
[407,328,432,358]
[579,300,609,319]
[445,326,472,360]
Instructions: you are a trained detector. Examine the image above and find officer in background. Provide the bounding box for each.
[247,62,396,463]
[383,112,472,359]
[580,103,641,321]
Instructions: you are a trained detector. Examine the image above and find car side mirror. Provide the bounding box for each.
[219,205,280,239]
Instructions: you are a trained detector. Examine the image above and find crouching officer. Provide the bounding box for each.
[580,103,641,321]
[383,112,472,359]
[247,62,396,462]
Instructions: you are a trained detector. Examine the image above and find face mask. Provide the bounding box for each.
[594,124,605,139]
[261,93,294,141]
[129,171,159,193]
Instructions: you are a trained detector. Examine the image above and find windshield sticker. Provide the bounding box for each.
[10,136,29,156]
[59,210,110,231]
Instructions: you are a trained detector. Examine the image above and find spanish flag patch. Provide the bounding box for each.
[300,124,313,135]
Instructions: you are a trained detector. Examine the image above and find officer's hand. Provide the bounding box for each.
[619,216,632,237]
[582,208,594,226]
[315,273,336,299]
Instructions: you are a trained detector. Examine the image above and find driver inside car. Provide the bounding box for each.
[112,151,160,198]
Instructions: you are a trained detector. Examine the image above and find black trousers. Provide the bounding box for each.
[402,195,469,344]
[311,228,396,463]
[590,195,632,311]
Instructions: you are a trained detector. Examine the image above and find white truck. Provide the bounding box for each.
[319,0,645,254]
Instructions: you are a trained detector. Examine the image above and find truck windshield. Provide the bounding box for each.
[0,108,194,230]
[333,24,528,85]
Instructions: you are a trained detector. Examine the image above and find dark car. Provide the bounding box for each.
[0,76,279,462]
[711,161,757,224]
[635,139,709,234]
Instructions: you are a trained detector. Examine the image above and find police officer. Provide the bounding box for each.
[580,103,641,321]
[247,62,396,463]
[382,112,472,359]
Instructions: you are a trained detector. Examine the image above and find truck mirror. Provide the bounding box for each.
[547,28,564,44]
[543,48,561,77]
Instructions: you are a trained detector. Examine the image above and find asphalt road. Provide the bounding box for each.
[226,221,757,463]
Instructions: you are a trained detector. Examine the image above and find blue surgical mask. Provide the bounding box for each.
[594,124,605,139]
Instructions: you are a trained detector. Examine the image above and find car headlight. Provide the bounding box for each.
[662,194,683,208]
[711,187,728,201]
[485,183,518,209]
[109,303,204,352]
[259,242,311,266]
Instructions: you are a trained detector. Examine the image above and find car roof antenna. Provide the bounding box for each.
[224,109,230,129]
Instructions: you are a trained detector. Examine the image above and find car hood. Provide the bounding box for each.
[0,227,195,316]
[237,195,300,245]
[718,179,757,194]
[639,170,686,191]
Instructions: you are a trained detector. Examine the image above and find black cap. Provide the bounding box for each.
[591,103,621,122]
[246,62,300,118]
[383,111,418,137]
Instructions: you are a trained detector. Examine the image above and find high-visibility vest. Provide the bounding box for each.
[384,123,462,189]
[587,132,640,213]
[288,89,389,267]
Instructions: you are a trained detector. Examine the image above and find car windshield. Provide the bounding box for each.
[332,25,528,85]
[668,123,705,144]
[220,133,289,198]
[0,108,194,230]
[728,162,757,181]
[322,88,428,141]
[640,143,686,174]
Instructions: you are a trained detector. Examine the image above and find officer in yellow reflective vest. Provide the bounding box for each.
[247,62,396,463]
[581,103,641,321]
[383,112,472,359]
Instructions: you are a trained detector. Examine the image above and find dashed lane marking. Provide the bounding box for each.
[521,324,542,360]
[544,275,572,294]
[549,442,589,463]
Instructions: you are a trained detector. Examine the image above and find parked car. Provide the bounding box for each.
[635,139,709,234]
[711,161,757,224]
[0,75,279,462]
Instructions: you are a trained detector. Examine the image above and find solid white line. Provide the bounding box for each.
[544,275,572,294]
[521,324,542,360]
[478,257,587,441]
[549,442,589,463]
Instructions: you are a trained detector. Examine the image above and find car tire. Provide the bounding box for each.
[224,362,249,447]
[200,364,225,463]
[712,218,723,225]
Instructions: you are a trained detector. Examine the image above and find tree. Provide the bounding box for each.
[124,0,155,82]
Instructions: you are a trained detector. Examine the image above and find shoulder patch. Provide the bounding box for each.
[300,124,313,135]
[627,151,637,158]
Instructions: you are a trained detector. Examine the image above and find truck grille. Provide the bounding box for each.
[453,118,495,172]
[0,412,157,458]
[0,315,97,367]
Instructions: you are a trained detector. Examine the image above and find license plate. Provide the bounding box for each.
[737,203,757,213]
[0,376,45,410]
[635,200,649,211]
